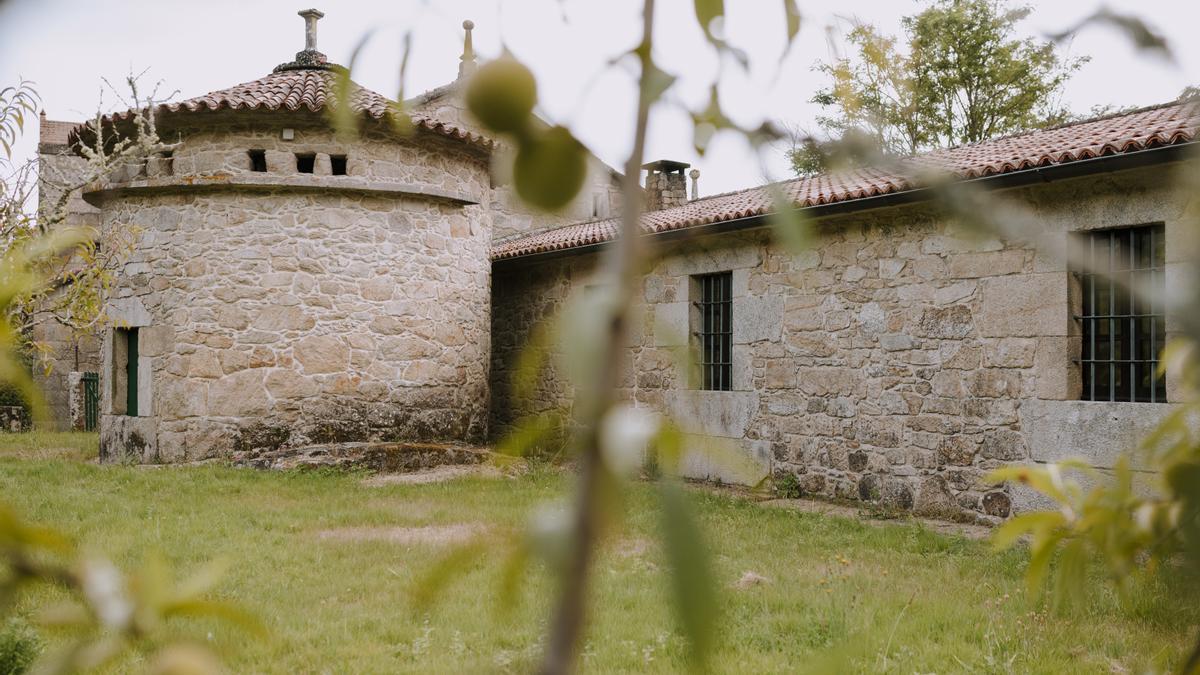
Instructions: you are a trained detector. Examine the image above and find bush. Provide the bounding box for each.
[0,618,41,675]
[773,471,803,499]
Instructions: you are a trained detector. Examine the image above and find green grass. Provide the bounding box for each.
[0,434,1193,673]
[0,430,98,461]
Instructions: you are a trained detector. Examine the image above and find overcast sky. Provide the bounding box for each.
[1,0,1196,196]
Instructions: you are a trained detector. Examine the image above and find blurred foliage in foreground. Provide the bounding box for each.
[0,80,253,674]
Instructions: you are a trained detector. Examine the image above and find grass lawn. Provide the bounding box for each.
[0,434,1193,673]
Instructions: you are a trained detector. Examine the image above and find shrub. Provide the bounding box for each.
[773,471,803,499]
[0,618,41,675]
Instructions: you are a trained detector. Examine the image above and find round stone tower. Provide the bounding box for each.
[79,10,495,462]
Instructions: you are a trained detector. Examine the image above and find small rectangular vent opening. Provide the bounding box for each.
[296,153,316,174]
[330,155,348,176]
[248,149,267,172]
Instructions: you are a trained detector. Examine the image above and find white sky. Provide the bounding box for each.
[1,0,1196,196]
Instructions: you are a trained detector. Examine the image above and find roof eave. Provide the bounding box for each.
[493,141,1194,267]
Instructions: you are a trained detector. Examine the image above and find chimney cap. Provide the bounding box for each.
[642,159,690,173]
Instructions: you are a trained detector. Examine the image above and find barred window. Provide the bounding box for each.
[695,272,732,391]
[1078,224,1166,402]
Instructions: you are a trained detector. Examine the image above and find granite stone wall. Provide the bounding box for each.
[490,164,1192,521]
[407,86,625,240]
[93,123,494,461]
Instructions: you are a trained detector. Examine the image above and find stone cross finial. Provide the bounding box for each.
[299,9,325,51]
[689,169,700,201]
[458,20,477,79]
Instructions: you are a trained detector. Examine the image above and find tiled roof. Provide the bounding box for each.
[68,68,491,149]
[493,100,1198,261]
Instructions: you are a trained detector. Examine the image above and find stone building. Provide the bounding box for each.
[36,10,1198,519]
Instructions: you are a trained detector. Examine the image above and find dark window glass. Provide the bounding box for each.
[248,149,267,172]
[330,155,348,176]
[296,153,316,174]
[1078,225,1166,402]
[695,272,733,391]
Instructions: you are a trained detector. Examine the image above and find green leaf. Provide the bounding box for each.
[764,182,811,255]
[1051,538,1087,611]
[659,481,717,669]
[410,541,486,611]
[162,598,267,636]
[692,0,725,41]
[991,511,1064,551]
[1025,535,1058,599]
[641,59,677,108]
[495,413,560,458]
[497,540,530,614]
[782,0,801,45]
[327,29,378,138]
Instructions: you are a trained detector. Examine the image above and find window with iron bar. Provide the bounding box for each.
[694,272,732,391]
[1076,224,1166,402]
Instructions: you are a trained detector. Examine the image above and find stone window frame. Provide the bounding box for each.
[691,271,734,391]
[111,327,138,416]
[1072,223,1168,403]
[1064,220,1175,404]
[652,243,767,394]
[103,298,155,419]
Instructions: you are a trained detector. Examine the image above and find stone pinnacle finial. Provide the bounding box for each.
[689,169,700,201]
[275,9,330,72]
[299,9,325,51]
[458,19,477,80]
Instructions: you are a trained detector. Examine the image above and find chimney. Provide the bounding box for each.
[642,159,690,211]
[276,9,330,71]
[689,168,700,201]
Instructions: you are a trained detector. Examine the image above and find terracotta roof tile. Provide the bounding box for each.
[69,69,491,149]
[493,100,1198,261]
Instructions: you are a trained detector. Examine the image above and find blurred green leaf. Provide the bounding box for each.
[991,512,1064,551]
[409,541,487,612]
[764,182,811,255]
[328,30,378,139]
[692,0,725,41]
[465,56,538,137]
[513,126,588,212]
[659,481,717,669]
[782,0,801,44]
[1050,8,1172,62]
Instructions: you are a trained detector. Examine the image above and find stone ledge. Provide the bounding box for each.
[81,173,481,207]
[1019,399,1193,472]
[232,441,491,472]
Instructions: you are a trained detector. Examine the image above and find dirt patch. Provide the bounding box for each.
[613,537,654,559]
[758,497,993,540]
[361,464,505,486]
[733,571,772,589]
[315,524,488,546]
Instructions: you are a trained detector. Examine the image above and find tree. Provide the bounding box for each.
[1,79,254,674]
[0,76,171,419]
[790,0,1084,175]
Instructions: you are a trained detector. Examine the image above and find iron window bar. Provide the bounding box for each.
[1078,224,1165,403]
[695,272,733,391]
